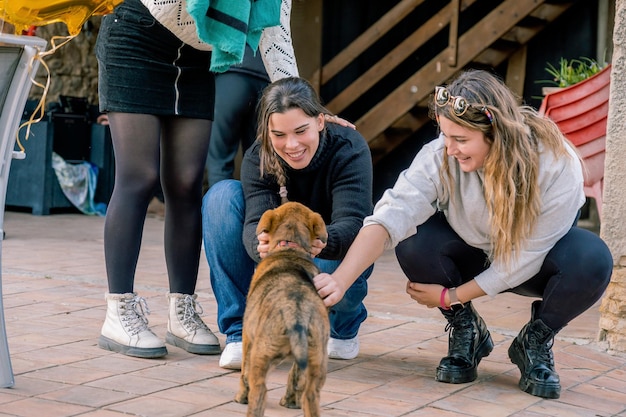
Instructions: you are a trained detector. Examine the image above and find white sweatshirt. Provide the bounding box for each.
[364,134,585,296]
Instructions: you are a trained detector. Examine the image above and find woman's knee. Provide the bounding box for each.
[395,235,443,283]
[161,170,204,202]
[202,180,244,229]
[115,169,160,202]
[203,180,242,208]
[333,276,368,313]
[395,213,449,278]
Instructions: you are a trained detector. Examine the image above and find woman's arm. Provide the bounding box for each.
[240,145,281,262]
[319,127,373,260]
[315,224,389,307]
[259,0,299,80]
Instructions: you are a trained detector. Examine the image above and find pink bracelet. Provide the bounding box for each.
[440,287,450,310]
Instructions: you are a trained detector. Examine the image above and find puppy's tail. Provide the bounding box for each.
[288,265,318,370]
[289,324,309,370]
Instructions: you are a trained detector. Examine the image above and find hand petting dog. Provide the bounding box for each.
[257,231,327,259]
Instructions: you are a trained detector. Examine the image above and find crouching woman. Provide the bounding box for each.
[314,69,612,399]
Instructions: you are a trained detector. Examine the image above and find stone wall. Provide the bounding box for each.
[600,269,626,352]
[28,18,102,110]
[599,0,626,353]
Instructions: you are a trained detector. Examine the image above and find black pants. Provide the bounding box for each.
[395,212,612,331]
[206,68,268,187]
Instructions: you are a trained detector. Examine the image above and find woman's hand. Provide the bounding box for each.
[406,281,445,309]
[257,231,270,259]
[258,233,326,259]
[310,238,326,258]
[325,114,356,130]
[314,272,345,307]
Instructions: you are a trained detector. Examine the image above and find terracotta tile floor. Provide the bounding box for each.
[0,211,624,416]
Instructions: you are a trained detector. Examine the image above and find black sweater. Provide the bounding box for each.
[241,123,373,262]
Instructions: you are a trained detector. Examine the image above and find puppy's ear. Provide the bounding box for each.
[257,208,276,235]
[310,212,328,244]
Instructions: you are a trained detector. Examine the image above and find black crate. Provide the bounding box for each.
[50,113,91,162]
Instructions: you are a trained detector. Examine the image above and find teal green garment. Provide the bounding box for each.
[187,0,281,73]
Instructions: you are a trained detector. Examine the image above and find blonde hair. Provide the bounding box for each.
[430,69,574,268]
[256,77,330,203]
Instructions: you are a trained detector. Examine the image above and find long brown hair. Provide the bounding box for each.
[256,77,330,203]
[430,69,574,268]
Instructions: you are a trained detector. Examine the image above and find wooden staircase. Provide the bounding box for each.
[311,0,578,164]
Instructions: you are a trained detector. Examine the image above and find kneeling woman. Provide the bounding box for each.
[202,77,374,370]
[314,69,612,399]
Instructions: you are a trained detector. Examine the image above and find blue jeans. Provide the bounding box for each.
[202,180,372,344]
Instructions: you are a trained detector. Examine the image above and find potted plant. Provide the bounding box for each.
[536,57,611,223]
[537,56,607,95]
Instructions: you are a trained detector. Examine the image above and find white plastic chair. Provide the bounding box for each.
[0,33,47,388]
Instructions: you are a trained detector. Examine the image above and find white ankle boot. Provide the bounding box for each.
[99,292,167,358]
[166,293,221,355]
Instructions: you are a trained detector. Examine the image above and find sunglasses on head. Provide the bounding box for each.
[434,86,493,124]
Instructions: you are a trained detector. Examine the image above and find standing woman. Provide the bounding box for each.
[96,0,297,358]
[202,77,374,369]
[314,69,612,399]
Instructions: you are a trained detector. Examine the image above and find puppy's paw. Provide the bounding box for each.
[280,394,301,409]
[234,390,248,404]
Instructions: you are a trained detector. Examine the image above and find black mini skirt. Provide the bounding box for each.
[96,0,215,119]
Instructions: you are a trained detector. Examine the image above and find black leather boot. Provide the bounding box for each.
[436,302,494,383]
[508,301,561,399]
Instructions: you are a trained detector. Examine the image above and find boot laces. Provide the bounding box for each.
[526,329,555,365]
[445,311,474,356]
[120,296,151,336]
[178,295,209,331]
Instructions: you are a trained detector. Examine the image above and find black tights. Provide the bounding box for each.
[104,112,212,294]
[395,212,612,331]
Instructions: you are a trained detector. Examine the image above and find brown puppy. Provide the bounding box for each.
[235,201,330,417]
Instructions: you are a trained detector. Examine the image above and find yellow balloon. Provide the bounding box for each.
[0,0,123,36]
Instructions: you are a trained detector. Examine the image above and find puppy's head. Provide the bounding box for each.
[256,202,328,254]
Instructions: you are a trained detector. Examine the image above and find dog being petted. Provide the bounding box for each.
[235,202,330,417]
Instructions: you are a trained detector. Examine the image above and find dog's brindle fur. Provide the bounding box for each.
[234,202,330,417]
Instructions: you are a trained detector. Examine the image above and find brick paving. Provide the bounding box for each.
[0,211,624,416]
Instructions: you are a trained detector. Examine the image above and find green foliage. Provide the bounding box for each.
[538,57,606,88]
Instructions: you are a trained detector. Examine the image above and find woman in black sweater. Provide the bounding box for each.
[202,77,374,369]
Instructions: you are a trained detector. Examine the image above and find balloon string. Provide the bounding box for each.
[16,34,77,152]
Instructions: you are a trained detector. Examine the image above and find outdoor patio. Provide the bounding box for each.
[0,210,624,416]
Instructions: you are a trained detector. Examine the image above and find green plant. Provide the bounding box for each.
[537,57,605,88]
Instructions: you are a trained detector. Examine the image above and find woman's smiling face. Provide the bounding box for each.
[268,108,324,169]
[438,115,491,172]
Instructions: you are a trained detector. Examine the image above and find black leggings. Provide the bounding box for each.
[104,113,212,294]
[395,212,612,331]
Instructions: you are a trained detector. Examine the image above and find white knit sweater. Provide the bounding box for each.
[140,0,298,80]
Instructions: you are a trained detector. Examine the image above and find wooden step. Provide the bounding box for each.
[312,0,576,164]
